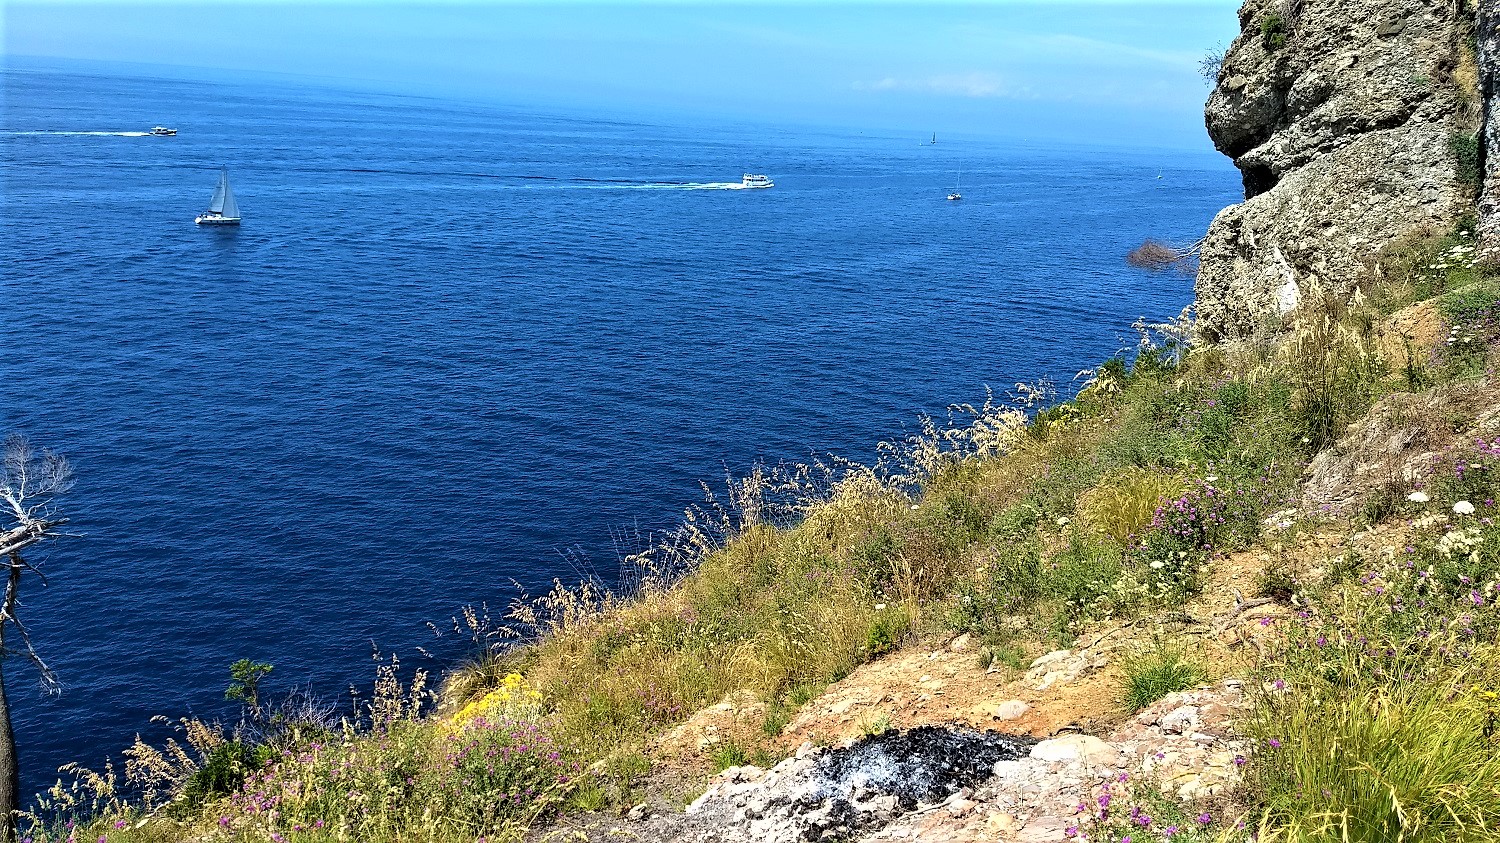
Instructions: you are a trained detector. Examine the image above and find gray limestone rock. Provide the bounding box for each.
[1197,0,1471,340]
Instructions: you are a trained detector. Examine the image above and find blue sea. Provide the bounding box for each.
[1,61,1239,794]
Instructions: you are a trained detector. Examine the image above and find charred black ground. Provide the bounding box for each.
[811,726,1036,808]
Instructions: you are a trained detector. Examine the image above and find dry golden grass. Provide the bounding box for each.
[1077,467,1186,547]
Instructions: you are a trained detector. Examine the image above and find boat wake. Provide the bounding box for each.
[339,168,758,190]
[4,130,153,137]
[592,181,749,191]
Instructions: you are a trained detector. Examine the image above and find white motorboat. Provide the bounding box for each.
[741,173,774,189]
[150,126,177,136]
[947,169,962,201]
[195,167,242,225]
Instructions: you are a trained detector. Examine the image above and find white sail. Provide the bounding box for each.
[220,170,240,219]
[208,168,228,214]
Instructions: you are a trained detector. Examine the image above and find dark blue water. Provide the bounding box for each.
[1,62,1238,792]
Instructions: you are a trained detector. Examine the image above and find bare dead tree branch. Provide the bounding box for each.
[1126,236,1208,274]
[0,434,75,839]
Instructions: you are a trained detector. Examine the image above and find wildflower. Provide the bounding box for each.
[1455,500,1476,515]
[1164,826,1179,837]
[1268,737,1282,748]
[113,821,126,830]
[1197,813,1213,824]
[1409,491,1430,503]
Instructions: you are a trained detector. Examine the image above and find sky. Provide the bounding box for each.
[3,1,1243,148]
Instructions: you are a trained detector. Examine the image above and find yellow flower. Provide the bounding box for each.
[450,673,542,728]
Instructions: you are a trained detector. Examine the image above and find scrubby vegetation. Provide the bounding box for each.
[20,220,1500,842]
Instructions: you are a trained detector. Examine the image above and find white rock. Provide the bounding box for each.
[991,699,1032,721]
[1159,705,1200,734]
[1030,734,1117,765]
[992,759,1027,779]
[1027,650,1072,672]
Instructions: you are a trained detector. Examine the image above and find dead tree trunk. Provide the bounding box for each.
[0,436,73,842]
[0,558,17,843]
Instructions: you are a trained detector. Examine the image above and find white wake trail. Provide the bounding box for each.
[568,181,749,191]
[4,130,154,137]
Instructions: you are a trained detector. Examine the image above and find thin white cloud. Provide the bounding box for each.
[854,72,1027,99]
[1032,33,1200,67]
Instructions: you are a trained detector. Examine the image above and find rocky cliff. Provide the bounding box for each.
[1479,1,1500,249]
[1195,0,1475,340]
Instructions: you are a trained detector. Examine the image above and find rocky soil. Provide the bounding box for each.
[529,512,1435,843]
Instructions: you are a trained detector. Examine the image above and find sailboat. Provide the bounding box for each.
[931,132,938,145]
[947,169,962,201]
[195,167,241,226]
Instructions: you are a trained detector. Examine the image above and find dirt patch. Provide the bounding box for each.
[1302,379,1500,516]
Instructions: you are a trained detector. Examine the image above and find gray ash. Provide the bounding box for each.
[811,725,1035,808]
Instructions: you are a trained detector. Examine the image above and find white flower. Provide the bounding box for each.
[1056,517,1070,527]
[1205,475,1219,483]
[1408,491,1430,503]
[1454,500,1476,515]
[1149,560,1165,570]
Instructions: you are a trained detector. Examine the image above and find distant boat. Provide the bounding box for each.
[149,126,177,136]
[741,173,774,189]
[195,167,242,226]
[947,169,962,201]
[931,133,938,145]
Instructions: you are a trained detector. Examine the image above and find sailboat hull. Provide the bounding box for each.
[195,214,241,226]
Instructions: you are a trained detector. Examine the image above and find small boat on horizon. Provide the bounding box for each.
[195,166,242,226]
[150,126,177,136]
[947,169,962,201]
[741,173,774,189]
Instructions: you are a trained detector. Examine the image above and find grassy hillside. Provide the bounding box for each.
[26,219,1500,843]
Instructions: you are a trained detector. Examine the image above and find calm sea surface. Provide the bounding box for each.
[1,63,1238,792]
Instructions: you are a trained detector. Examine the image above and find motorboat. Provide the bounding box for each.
[741,173,774,189]
[150,126,177,136]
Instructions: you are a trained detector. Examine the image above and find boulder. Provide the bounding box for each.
[1197,0,1470,340]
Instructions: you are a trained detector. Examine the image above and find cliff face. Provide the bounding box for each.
[1195,0,1472,341]
[1479,2,1500,250]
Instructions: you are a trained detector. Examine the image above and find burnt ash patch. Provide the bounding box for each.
[672,726,1038,842]
[810,725,1034,808]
